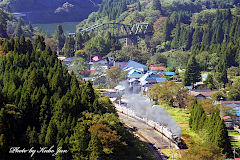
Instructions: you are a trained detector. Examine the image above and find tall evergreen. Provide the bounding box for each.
[215,119,233,157]
[152,0,162,11]
[14,23,23,38]
[202,26,211,47]
[137,1,141,12]
[183,56,201,86]
[192,27,203,47]
[75,33,84,51]
[63,36,75,57]
[216,59,228,87]
[0,9,8,38]
[171,23,181,49]
[87,134,104,160]
[55,25,66,51]
[163,18,172,42]
[189,103,206,131]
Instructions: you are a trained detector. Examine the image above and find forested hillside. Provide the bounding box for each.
[0,0,101,23]
[77,0,239,30]
[0,35,154,160]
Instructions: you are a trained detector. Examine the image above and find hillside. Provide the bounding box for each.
[0,0,102,23]
[77,0,239,30]
[0,35,156,160]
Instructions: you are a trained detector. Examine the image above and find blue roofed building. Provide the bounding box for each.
[221,101,240,122]
[163,72,175,76]
[139,72,166,88]
[123,60,148,72]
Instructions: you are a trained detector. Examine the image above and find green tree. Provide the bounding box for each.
[45,120,57,146]
[69,123,90,160]
[204,74,216,89]
[189,104,206,131]
[75,33,84,50]
[87,134,104,160]
[227,79,240,100]
[183,56,201,86]
[81,81,95,110]
[214,118,232,157]
[215,60,228,87]
[137,1,141,11]
[0,9,8,38]
[14,22,23,38]
[55,25,65,50]
[152,0,161,11]
[63,36,75,57]
[192,27,203,46]
[106,66,127,84]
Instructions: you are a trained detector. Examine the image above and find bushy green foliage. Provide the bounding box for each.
[189,101,233,157]
[98,0,137,20]
[183,55,201,86]
[227,78,240,100]
[0,35,151,160]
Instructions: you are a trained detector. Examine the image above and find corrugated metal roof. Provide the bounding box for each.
[123,60,148,71]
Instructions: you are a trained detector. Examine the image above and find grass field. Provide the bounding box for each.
[33,22,80,34]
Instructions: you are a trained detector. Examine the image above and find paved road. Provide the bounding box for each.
[118,111,173,160]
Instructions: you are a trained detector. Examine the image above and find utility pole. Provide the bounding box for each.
[233,147,236,159]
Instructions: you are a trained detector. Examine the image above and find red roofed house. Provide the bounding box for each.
[149,66,165,72]
[188,90,219,100]
[92,55,102,62]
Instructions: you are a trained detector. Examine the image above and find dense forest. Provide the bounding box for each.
[0,0,102,23]
[1,0,240,159]
[0,35,155,160]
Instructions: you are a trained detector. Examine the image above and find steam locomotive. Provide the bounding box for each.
[115,102,183,148]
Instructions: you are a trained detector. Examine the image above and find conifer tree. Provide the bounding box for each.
[202,27,211,47]
[14,23,23,38]
[63,36,75,57]
[192,27,203,47]
[19,35,27,54]
[171,23,181,49]
[45,120,57,146]
[39,122,47,145]
[216,60,228,87]
[137,1,141,11]
[189,104,206,131]
[152,0,162,11]
[81,81,96,110]
[215,119,233,157]
[163,18,172,42]
[87,134,104,160]
[55,25,65,51]
[70,124,90,159]
[0,9,8,38]
[183,56,201,86]
[75,33,84,50]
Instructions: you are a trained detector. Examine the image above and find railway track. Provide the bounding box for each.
[124,123,163,160]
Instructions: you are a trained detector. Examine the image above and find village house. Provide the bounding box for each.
[188,90,219,100]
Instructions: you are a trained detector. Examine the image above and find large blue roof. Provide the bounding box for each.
[123,60,148,71]
[163,72,175,76]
